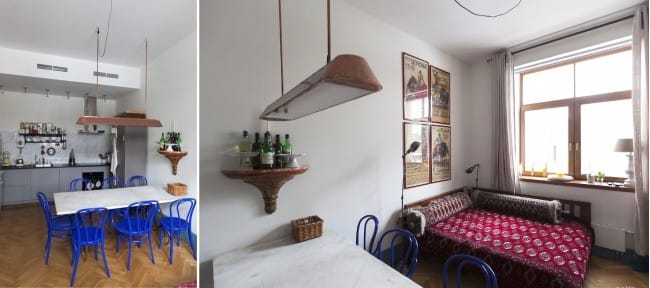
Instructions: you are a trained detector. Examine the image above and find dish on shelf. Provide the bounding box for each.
[546,174,574,182]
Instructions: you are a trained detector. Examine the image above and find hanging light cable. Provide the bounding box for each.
[453,0,522,18]
[100,0,113,57]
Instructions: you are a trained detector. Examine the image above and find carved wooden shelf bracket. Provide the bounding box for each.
[158,150,188,175]
[221,166,309,214]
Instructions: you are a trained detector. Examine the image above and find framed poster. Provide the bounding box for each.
[402,53,430,121]
[431,125,451,183]
[430,66,450,124]
[403,122,430,188]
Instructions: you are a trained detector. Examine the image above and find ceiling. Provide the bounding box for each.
[346,0,645,63]
[0,0,196,67]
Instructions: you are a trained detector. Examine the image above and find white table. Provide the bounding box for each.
[53,186,185,215]
[213,231,422,288]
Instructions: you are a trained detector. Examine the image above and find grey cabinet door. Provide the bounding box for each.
[2,170,31,204]
[31,168,60,199]
[59,167,85,192]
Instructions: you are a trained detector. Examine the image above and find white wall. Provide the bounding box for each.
[115,32,198,230]
[467,59,637,252]
[201,0,470,286]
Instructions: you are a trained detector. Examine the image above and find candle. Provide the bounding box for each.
[172,120,176,131]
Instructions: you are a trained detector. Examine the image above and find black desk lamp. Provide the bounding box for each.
[401,141,421,216]
[465,163,480,188]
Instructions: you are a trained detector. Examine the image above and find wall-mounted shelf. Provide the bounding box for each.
[19,133,67,144]
[157,150,188,175]
[221,166,309,214]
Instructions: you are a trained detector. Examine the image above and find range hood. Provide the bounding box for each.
[260,54,382,121]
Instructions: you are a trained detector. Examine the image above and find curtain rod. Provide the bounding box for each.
[512,15,633,55]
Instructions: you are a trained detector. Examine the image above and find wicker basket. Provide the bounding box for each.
[167,182,187,196]
[291,215,323,242]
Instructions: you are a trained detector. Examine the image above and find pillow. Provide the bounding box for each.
[473,190,562,223]
[405,192,472,236]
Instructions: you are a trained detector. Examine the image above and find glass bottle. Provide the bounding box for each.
[159,133,166,151]
[238,131,252,169]
[260,132,274,169]
[282,134,292,167]
[273,134,283,168]
[251,132,261,169]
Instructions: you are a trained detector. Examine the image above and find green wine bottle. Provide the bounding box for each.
[260,132,274,169]
[282,134,292,167]
[238,130,252,169]
[274,134,283,168]
[251,132,261,169]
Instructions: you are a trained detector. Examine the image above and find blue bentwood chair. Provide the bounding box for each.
[159,198,197,263]
[128,175,148,187]
[70,207,111,287]
[355,214,379,253]
[102,176,125,189]
[115,200,160,270]
[375,228,419,279]
[442,254,498,288]
[36,192,74,265]
[69,178,92,191]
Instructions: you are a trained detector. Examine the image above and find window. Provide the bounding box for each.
[518,47,632,181]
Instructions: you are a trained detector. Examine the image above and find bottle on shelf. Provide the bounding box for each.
[282,134,292,167]
[252,132,261,169]
[159,133,166,151]
[273,134,284,168]
[176,132,182,151]
[260,132,274,169]
[238,130,252,169]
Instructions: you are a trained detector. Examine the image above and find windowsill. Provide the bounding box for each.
[520,176,634,193]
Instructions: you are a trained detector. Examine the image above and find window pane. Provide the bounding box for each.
[522,64,574,105]
[576,50,632,97]
[524,107,569,174]
[580,99,632,177]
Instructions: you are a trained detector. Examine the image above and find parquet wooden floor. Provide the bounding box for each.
[413,253,649,288]
[0,204,196,287]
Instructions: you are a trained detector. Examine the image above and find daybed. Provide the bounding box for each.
[404,187,593,288]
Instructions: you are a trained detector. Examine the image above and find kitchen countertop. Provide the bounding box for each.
[1,163,109,170]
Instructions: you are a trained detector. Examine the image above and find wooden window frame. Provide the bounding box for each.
[519,46,632,183]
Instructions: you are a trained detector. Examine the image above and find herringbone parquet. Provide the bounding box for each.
[412,253,649,288]
[0,204,196,287]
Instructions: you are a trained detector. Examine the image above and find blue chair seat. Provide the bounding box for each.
[52,216,74,230]
[161,217,190,230]
[36,192,74,265]
[116,217,150,235]
[115,200,159,270]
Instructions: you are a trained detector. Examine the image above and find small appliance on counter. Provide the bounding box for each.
[2,151,10,167]
[14,155,24,167]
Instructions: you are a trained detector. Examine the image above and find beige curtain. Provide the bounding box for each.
[632,6,649,259]
[490,51,520,193]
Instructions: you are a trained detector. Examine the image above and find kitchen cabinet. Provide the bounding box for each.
[30,168,60,199]
[3,169,30,204]
[58,167,85,192]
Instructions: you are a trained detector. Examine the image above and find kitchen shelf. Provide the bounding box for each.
[19,133,67,144]
[221,166,308,214]
[157,150,188,175]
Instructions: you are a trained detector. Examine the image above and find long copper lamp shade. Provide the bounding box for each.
[260,54,382,121]
[77,116,162,127]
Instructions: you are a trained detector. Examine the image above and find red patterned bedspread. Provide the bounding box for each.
[420,208,592,288]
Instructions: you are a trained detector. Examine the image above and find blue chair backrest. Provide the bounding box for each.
[124,200,159,232]
[69,178,92,191]
[36,192,53,229]
[375,227,419,279]
[73,207,109,245]
[102,176,125,189]
[356,214,378,252]
[168,198,196,227]
[442,254,498,288]
[128,175,148,187]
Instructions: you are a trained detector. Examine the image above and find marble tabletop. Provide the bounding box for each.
[213,231,422,288]
[53,186,184,215]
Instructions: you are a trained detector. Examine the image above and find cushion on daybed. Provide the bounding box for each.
[473,190,562,224]
[405,192,472,236]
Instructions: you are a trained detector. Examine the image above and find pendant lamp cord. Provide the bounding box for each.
[453,0,522,18]
[145,38,148,112]
[278,0,284,95]
[327,0,331,63]
[100,0,113,57]
[96,27,99,99]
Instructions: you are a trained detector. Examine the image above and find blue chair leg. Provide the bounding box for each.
[169,230,174,264]
[127,239,133,271]
[188,227,196,259]
[148,232,156,264]
[70,246,79,287]
[100,241,110,278]
[158,228,163,249]
[45,233,52,265]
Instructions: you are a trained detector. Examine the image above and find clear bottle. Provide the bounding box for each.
[282,134,292,167]
[260,132,274,169]
[251,132,261,169]
[238,131,252,169]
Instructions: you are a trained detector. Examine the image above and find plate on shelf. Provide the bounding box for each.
[546,174,574,182]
